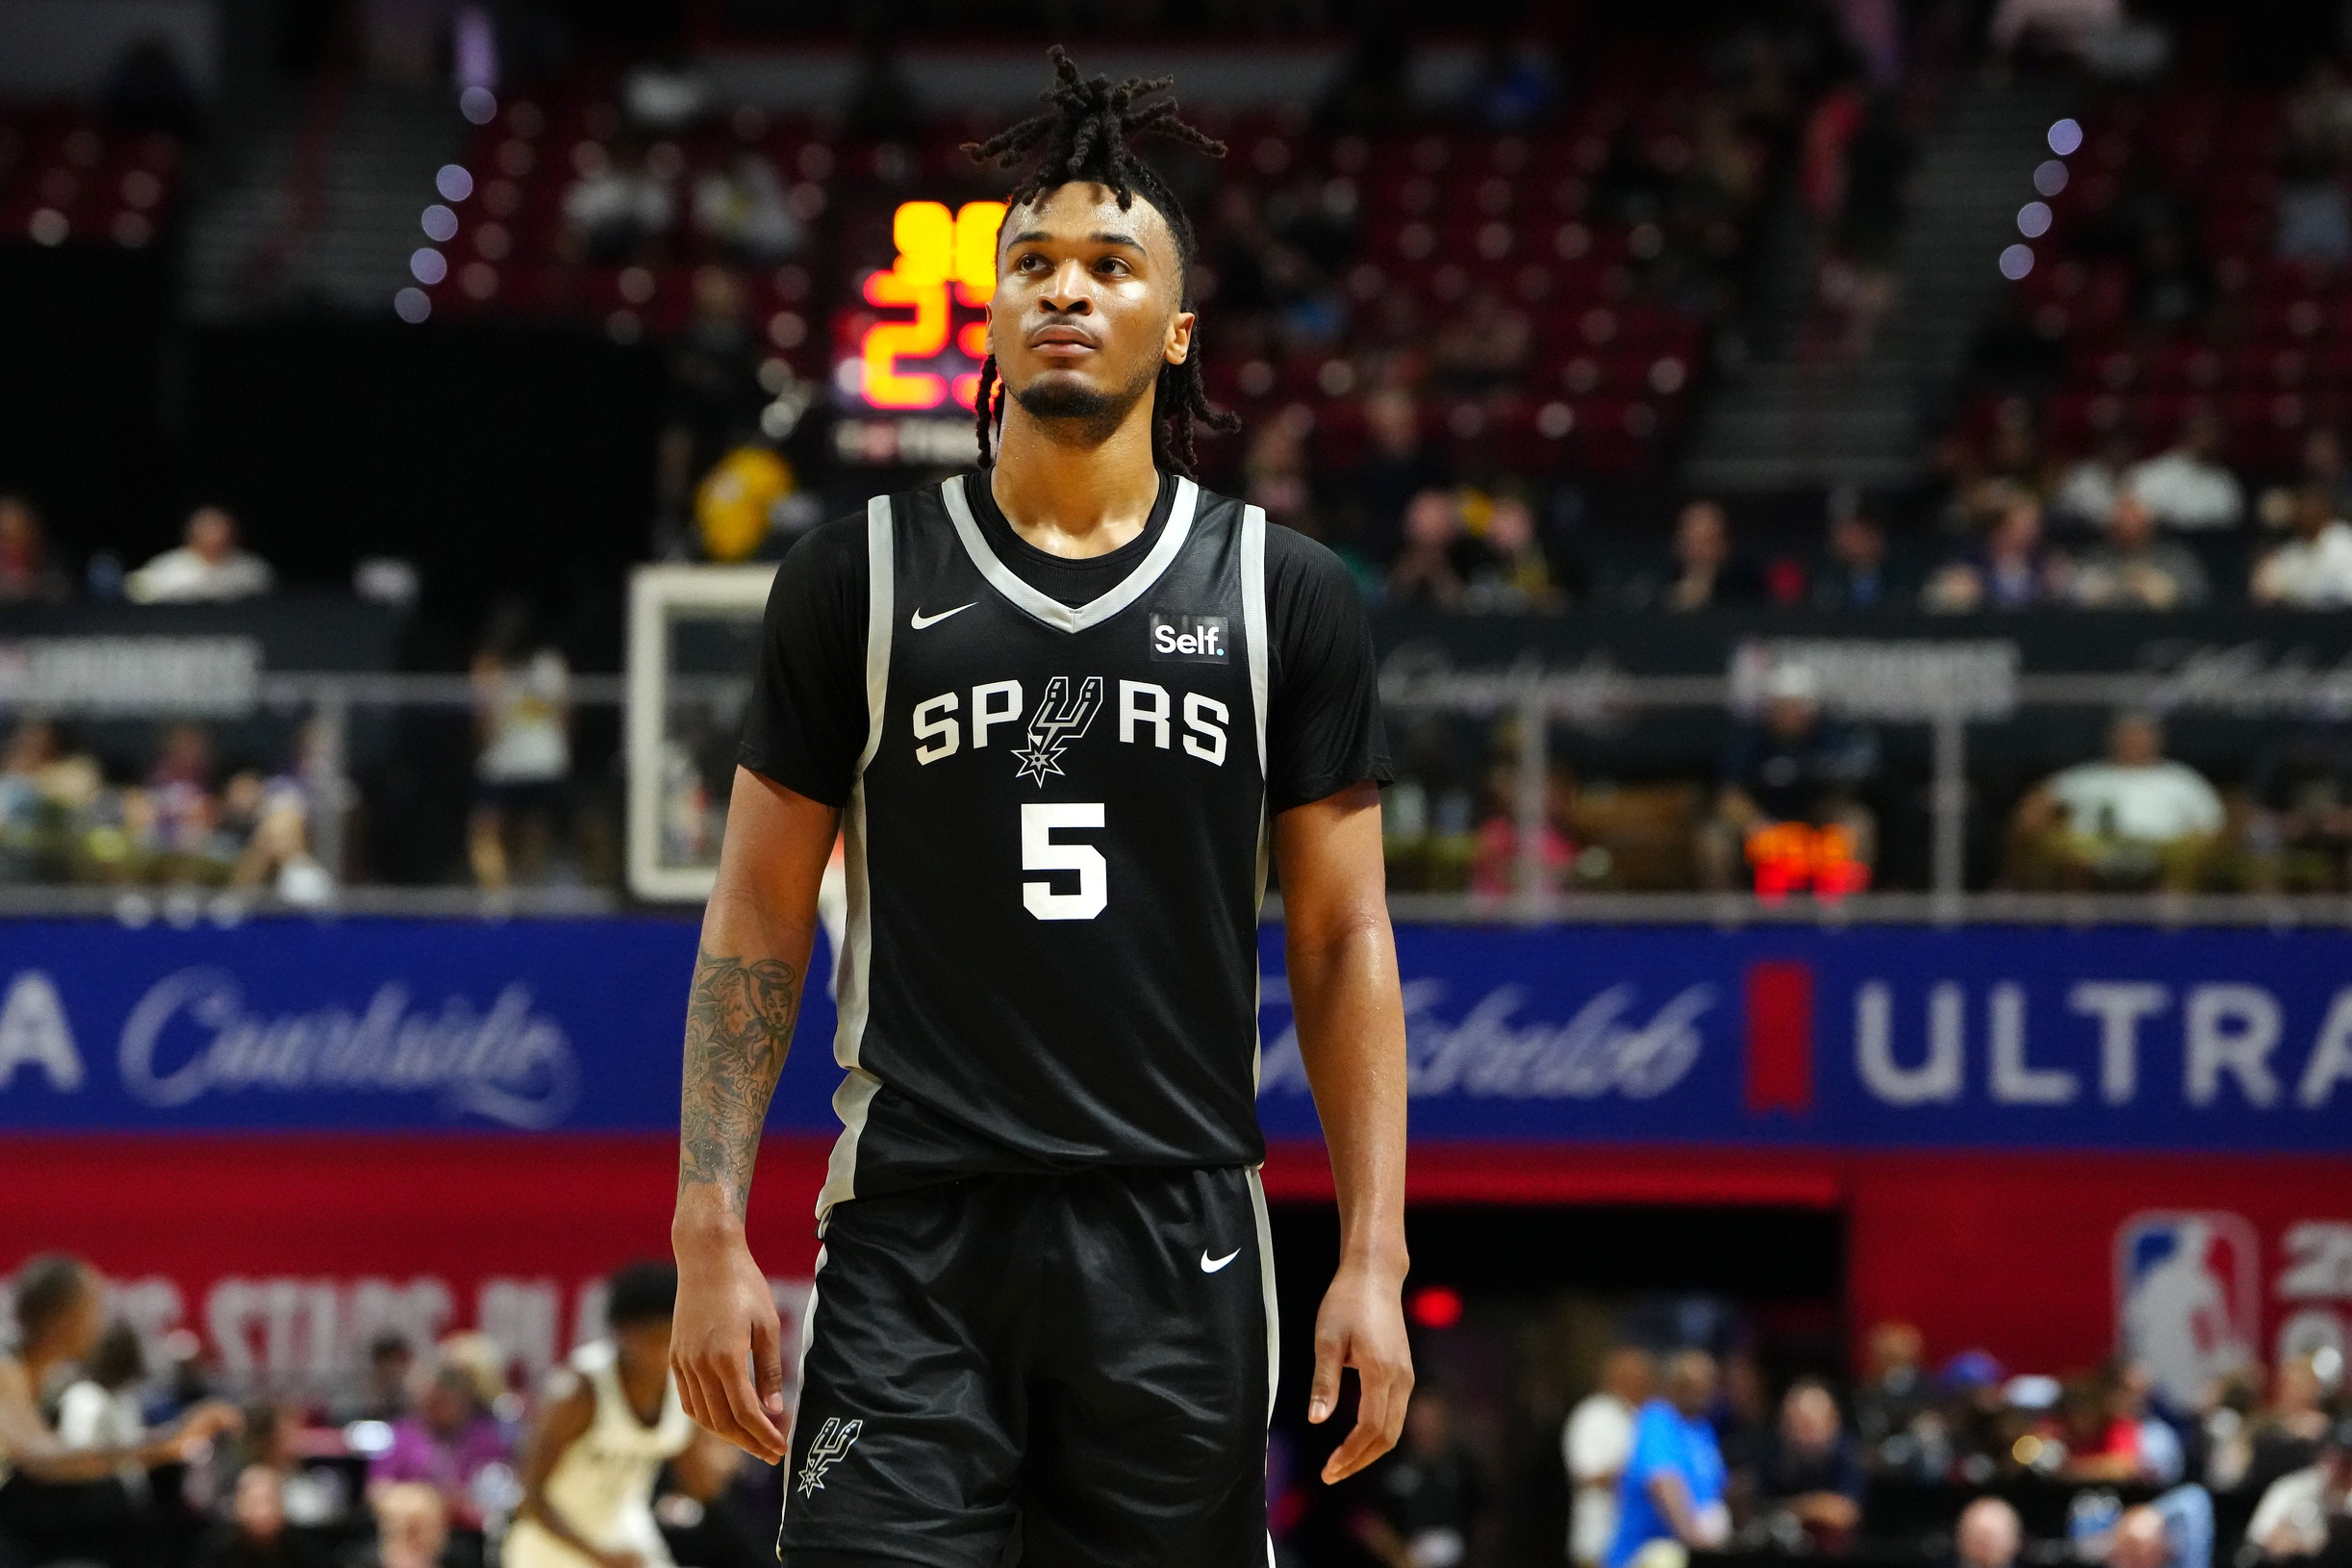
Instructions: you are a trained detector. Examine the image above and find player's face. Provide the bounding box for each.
[988,181,1193,424]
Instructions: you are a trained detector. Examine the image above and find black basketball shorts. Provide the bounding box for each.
[775,1165,1277,1568]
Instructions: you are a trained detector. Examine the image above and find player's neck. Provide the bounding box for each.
[989,399,1161,560]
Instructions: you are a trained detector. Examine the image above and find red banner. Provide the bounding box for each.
[5,1137,2349,1400]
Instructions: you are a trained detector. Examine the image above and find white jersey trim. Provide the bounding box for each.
[817,495,895,1227]
[1242,503,1271,1088]
[939,473,1199,635]
[1248,1167,1279,1426]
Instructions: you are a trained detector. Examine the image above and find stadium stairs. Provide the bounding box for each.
[186,78,461,319]
[1683,76,2074,492]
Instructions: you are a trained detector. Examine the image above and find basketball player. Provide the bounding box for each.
[669,48,1412,1568]
[506,1263,697,1568]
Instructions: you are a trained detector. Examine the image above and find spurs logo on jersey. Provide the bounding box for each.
[796,1416,864,1498]
[1013,675,1102,784]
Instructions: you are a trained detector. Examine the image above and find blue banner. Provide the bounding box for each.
[1,919,2349,1151]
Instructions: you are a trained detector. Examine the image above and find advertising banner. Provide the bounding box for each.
[6,919,2352,1152]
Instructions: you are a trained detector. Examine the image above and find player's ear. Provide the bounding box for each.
[1164,308,1195,367]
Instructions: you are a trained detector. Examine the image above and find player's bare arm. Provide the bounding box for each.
[670,766,837,1464]
[1276,780,1414,1481]
[516,1375,635,1568]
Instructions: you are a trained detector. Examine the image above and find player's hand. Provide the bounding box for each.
[1306,1253,1413,1483]
[670,1224,790,1464]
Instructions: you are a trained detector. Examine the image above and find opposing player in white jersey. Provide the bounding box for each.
[507,1264,697,1568]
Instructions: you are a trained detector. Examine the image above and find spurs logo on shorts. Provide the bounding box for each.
[795,1416,864,1499]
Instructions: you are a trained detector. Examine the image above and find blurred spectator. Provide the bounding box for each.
[1567,1348,1656,1568]
[2205,1367,2266,1492]
[1467,493,1566,612]
[1854,1324,1933,1476]
[1956,1497,2024,1568]
[2054,1377,2144,1482]
[1662,500,1763,611]
[125,506,274,603]
[469,601,571,892]
[2069,494,2210,609]
[2131,226,2213,335]
[2054,431,2139,529]
[1352,391,1450,563]
[1990,0,2123,58]
[1464,30,1559,130]
[0,495,69,603]
[1813,510,1901,610]
[2253,486,2352,607]
[1354,1388,1491,1568]
[1,1253,238,1563]
[1756,1380,1864,1553]
[2107,1493,2214,1568]
[1923,498,2068,612]
[1699,663,1879,893]
[2009,712,2224,892]
[2248,725,2352,892]
[101,36,201,139]
[842,33,922,141]
[2277,146,2352,266]
[1608,1350,1729,1568]
[367,1364,512,1532]
[55,1321,152,1500]
[1389,489,1472,610]
[345,1334,418,1425]
[1431,289,1531,392]
[145,721,221,874]
[622,56,708,133]
[653,1433,768,1568]
[2126,413,2244,532]
[1472,760,1576,898]
[692,151,802,265]
[2248,1356,2338,1499]
[362,1482,451,1568]
[190,1465,306,1568]
[1938,1353,2015,1486]
[562,141,674,263]
[2247,1417,2352,1560]
[2298,428,2352,520]
[1245,405,1318,538]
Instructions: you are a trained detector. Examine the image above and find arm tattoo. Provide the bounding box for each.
[678,946,800,1214]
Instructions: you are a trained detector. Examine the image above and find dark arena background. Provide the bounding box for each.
[4,0,2352,1565]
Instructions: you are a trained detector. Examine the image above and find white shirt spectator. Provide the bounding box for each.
[124,544,273,602]
[2053,456,2126,527]
[476,649,570,785]
[1564,1389,1636,1567]
[693,155,803,264]
[2047,760,2223,843]
[2126,448,2245,530]
[2255,519,2352,607]
[2246,1464,2346,1557]
[1990,0,2121,53]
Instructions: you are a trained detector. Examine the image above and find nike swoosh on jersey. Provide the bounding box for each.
[1201,1248,1240,1274]
[909,602,976,629]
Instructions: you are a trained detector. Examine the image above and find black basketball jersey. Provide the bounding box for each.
[815,474,1277,1220]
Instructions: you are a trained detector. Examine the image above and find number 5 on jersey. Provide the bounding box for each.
[1022,803,1106,921]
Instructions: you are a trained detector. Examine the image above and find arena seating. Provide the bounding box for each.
[0,106,182,250]
[421,35,1788,479]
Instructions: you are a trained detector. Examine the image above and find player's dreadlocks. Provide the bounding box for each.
[964,46,1242,477]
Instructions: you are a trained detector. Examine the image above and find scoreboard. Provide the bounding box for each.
[836,199,1007,413]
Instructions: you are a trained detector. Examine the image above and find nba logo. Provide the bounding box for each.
[2116,1211,2259,1409]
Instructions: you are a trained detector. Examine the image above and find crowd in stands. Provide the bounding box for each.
[1339,1325,2352,1568]
[0,1255,773,1568]
[12,1242,2350,1568]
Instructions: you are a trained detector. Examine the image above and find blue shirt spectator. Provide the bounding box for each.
[1608,1352,1729,1568]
